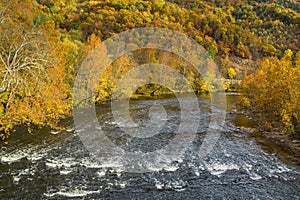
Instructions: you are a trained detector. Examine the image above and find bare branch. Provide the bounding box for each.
[0,0,11,24]
[0,27,49,101]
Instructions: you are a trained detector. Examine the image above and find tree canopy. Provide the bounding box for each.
[0,0,300,140]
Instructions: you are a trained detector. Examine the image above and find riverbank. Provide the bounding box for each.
[250,131,300,167]
[229,95,300,168]
[236,110,300,167]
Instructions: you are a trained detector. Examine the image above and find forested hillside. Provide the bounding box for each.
[0,0,300,140]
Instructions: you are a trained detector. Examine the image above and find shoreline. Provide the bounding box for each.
[230,97,300,168]
[250,131,300,168]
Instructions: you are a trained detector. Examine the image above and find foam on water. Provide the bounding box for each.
[45,158,78,168]
[13,176,21,183]
[155,181,164,190]
[163,165,179,172]
[81,159,105,169]
[1,144,52,164]
[44,189,102,198]
[60,170,72,175]
[206,163,240,176]
[154,179,187,191]
[12,169,32,184]
[1,155,25,163]
[119,183,126,189]
[50,130,61,135]
[96,170,106,177]
[249,173,262,180]
[144,162,180,173]
[66,127,74,132]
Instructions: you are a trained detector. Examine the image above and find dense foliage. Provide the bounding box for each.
[242,50,300,134]
[0,0,299,140]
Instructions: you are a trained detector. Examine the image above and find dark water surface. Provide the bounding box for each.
[1,94,299,199]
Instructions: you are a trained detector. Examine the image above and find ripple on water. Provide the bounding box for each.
[1,97,300,199]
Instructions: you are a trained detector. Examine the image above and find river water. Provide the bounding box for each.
[0,94,299,199]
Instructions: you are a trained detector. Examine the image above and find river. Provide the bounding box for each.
[0,94,299,199]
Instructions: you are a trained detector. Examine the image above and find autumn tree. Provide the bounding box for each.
[242,49,300,133]
[227,67,237,79]
[0,1,71,140]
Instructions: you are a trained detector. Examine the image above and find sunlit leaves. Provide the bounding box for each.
[227,67,236,79]
[0,1,71,139]
[242,49,300,133]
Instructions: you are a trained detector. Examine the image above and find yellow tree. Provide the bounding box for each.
[242,49,300,133]
[0,1,71,140]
